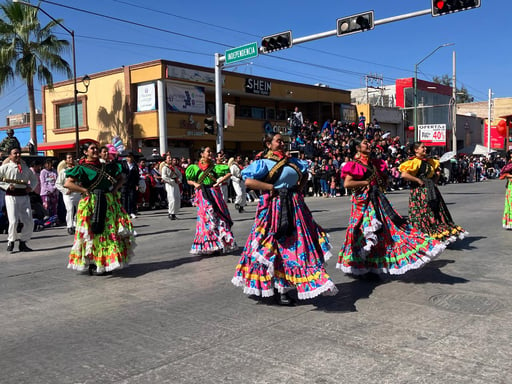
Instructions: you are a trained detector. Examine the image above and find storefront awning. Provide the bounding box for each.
[37,139,99,151]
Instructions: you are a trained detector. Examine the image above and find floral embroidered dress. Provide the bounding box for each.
[399,157,467,243]
[232,152,338,300]
[66,160,135,272]
[499,162,512,229]
[337,158,445,275]
[185,162,237,254]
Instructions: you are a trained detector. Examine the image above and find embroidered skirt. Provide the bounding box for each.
[232,192,338,300]
[408,185,467,243]
[68,192,135,273]
[503,181,512,229]
[337,189,445,275]
[190,186,237,254]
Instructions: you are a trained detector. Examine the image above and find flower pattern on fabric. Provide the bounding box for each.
[408,184,467,244]
[337,165,445,275]
[503,181,512,229]
[232,192,338,300]
[190,186,237,254]
[67,192,135,273]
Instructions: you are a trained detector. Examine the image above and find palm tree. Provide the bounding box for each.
[0,1,71,150]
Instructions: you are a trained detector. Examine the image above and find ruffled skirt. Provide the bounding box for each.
[408,185,467,244]
[232,192,338,300]
[503,181,512,229]
[190,186,237,254]
[68,192,135,273]
[337,190,445,275]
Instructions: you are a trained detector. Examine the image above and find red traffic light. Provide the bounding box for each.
[432,0,481,17]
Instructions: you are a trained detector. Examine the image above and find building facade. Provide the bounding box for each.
[41,59,354,159]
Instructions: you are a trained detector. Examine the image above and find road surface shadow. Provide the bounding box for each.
[445,235,485,251]
[393,259,469,285]
[134,228,188,238]
[114,252,231,278]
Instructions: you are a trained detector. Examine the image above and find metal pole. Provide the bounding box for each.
[414,64,418,141]
[488,89,492,152]
[452,50,457,153]
[214,53,224,153]
[71,32,80,159]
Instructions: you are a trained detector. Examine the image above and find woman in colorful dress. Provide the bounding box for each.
[399,142,467,244]
[232,133,338,305]
[64,142,135,275]
[499,150,512,229]
[337,137,445,278]
[185,146,237,255]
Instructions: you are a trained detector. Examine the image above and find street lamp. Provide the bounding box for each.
[13,0,87,159]
[413,43,454,141]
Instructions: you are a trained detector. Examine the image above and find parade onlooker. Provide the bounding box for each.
[55,153,81,235]
[120,153,139,219]
[161,154,182,220]
[40,159,59,217]
[228,155,247,213]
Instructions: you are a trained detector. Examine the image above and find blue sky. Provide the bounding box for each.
[0,0,506,123]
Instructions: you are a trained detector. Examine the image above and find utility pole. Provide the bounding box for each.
[452,50,457,153]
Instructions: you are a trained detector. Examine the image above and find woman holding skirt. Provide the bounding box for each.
[232,133,337,305]
[499,150,512,229]
[399,142,467,244]
[64,142,135,274]
[337,138,445,278]
[186,146,237,255]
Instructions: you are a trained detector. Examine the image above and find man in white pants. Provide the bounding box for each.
[0,147,39,252]
[229,155,246,213]
[55,153,81,235]
[161,154,182,220]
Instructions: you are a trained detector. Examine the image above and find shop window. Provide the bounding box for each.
[53,97,87,133]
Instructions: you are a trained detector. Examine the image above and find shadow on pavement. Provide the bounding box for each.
[114,253,226,278]
[393,259,469,285]
[308,279,382,312]
[134,228,188,238]
[446,235,485,251]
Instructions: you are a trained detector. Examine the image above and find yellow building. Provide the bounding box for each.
[41,59,353,159]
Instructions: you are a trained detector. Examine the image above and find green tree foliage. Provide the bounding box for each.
[432,74,474,103]
[0,1,71,149]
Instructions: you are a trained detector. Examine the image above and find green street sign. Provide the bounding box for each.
[225,42,258,64]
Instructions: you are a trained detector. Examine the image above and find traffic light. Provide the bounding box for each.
[204,116,215,135]
[432,0,481,16]
[261,31,292,54]
[337,11,374,37]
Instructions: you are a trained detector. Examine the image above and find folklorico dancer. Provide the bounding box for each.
[55,153,81,235]
[161,154,182,220]
[232,133,337,305]
[399,142,467,244]
[64,142,135,275]
[337,138,445,279]
[0,147,39,253]
[228,155,247,213]
[498,150,512,229]
[186,146,237,255]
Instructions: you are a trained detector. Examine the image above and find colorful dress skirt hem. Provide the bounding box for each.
[232,192,338,300]
[67,192,135,273]
[337,188,445,276]
[190,186,237,255]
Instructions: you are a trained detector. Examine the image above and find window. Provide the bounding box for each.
[58,102,83,129]
[53,97,88,133]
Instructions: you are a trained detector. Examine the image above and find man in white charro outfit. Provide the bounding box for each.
[228,155,246,213]
[55,153,81,235]
[161,154,182,220]
[0,147,39,252]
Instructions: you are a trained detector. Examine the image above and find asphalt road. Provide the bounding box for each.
[1,179,511,384]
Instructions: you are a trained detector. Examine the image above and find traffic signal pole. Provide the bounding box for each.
[214,6,472,152]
